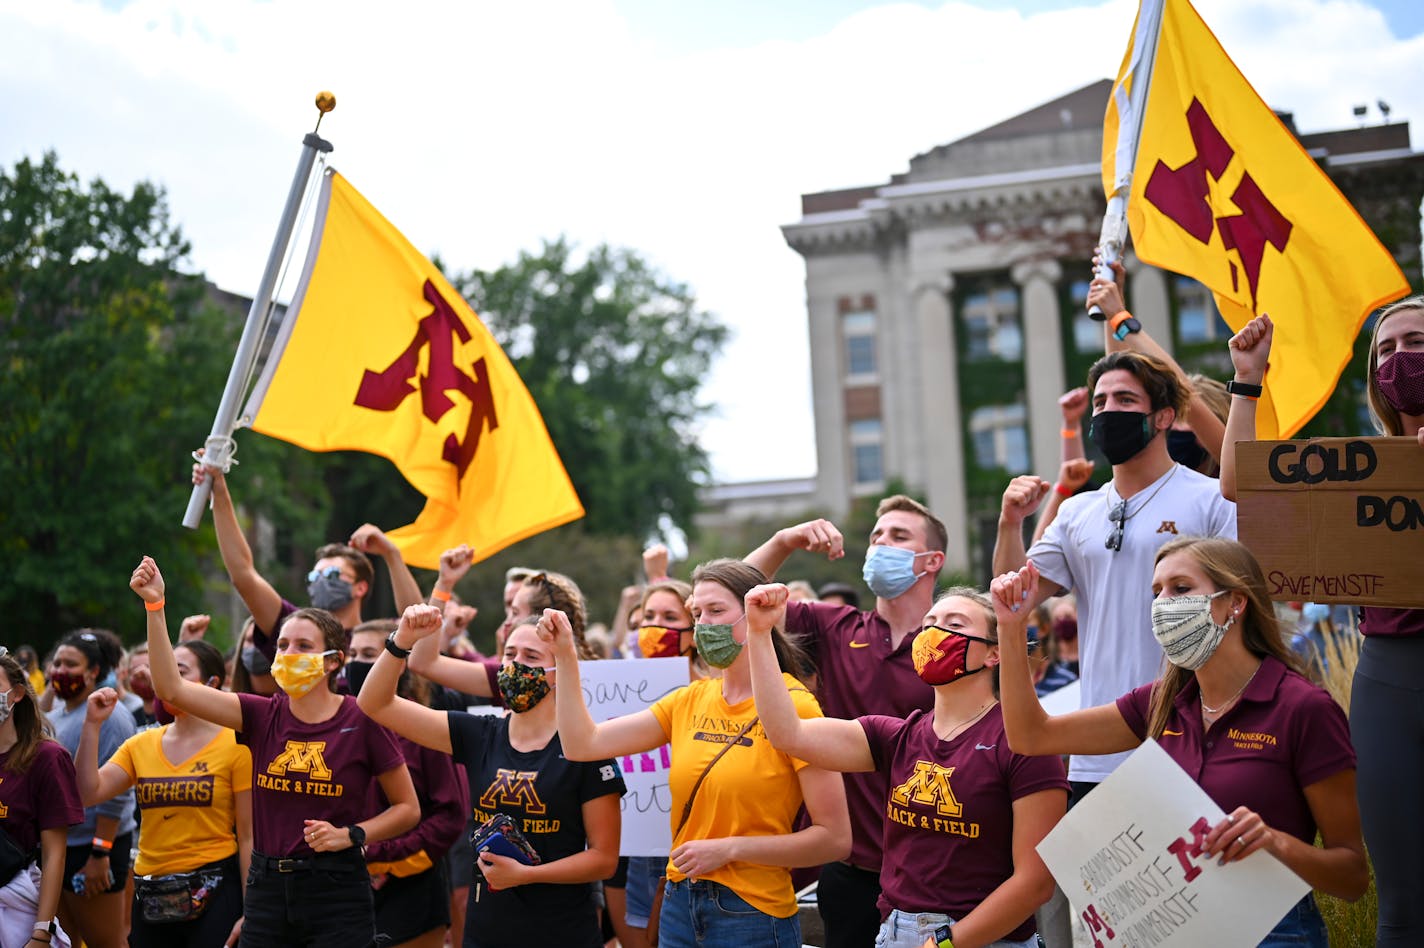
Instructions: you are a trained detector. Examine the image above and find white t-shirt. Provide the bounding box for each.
[1028,463,1237,783]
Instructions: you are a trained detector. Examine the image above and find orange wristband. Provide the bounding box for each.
[1108,309,1133,333]
[1061,428,1079,439]
[431,588,453,602]
[1054,483,1074,498]
[144,599,166,612]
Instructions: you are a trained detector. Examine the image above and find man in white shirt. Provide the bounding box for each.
[993,349,1237,797]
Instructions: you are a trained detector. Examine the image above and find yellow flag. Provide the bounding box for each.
[246,171,583,568]
[1104,0,1408,437]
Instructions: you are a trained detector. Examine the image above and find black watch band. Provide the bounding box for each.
[1227,379,1264,398]
[384,630,412,660]
[348,824,367,849]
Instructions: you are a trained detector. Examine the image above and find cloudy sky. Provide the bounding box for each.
[4,0,1423,485]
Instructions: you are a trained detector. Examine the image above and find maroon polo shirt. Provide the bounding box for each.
[861,708,1067,939]
[785,600,936,871]
[237,692,405,856]
[1116,656,1354,844]
[1360,606,1424,638]
[0,740,84,854]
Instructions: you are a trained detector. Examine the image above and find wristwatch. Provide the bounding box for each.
[1226,379,1263,399]
[348,824,367,850]
[384,630,412,660]
[1109,310,1142,341]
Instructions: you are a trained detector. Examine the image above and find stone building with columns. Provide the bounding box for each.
[779,79,1424,576]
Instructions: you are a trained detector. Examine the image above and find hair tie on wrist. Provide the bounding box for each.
[144,599,166,612]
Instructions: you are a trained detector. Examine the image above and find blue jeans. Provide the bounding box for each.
[625,856,663,927]
[875,908,1038,948]
[658,878,800,948]
[1258,896,1327,947]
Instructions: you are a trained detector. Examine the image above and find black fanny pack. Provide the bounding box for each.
[134,862,226,923]
[0,823,36,887]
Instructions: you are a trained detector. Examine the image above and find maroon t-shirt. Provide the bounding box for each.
[786,601,936,870]
[1116,656,1354,843]
[1360,606,1423,639]
[861,707,1067,940]
[0,740,84,854]
[237,692,405,856]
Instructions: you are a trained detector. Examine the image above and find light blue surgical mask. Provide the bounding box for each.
[862,546,932,600]
[1302,603,1331,624]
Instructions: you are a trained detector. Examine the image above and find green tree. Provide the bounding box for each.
[0,152,325,651]
[450,238,728,539]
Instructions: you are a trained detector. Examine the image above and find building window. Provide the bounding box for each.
[1067,277,1102,353]
[1175,277,1231,344]
[960,283,1023,361]
[969,403,1030,473]
[843,310,877,379]
[849,418,883,486]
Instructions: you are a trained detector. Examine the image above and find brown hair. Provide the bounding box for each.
[1367,296,1424,436]
[523,572,597,661]
[640,580,694,622]
[876,494,949,553]
[313,543,375,588]
[690,559,813,682]
[1144,537,1307,739]
[0,649,56,774]
[279,607,348,692]
[1087,351,1189,419]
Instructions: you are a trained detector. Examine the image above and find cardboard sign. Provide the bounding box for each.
[1236,437,1424,608]
[1037,740,1308,947]
[578,658,689,856]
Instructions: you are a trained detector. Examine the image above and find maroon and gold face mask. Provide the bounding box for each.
[912,626,993,686]
[638,626,690,659]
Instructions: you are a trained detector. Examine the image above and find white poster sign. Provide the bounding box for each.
[579,657,688,856]
[1036,740,1308,947]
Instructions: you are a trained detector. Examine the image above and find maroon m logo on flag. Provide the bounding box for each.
[354,279,499,482]
[1143,98,1293,309]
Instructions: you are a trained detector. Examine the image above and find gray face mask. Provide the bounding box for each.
[241,646,272,677]
[308,574,355,612]
[0,691,13,726]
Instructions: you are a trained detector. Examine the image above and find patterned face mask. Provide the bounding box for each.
[497,661,552,713]
[270,651,337,698]
[638,626,690,659]
[1151,591,1233,670]
[693,617,746,669]
[912,626,992,686]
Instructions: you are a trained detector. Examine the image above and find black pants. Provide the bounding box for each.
[129,855,243,948]
[1353,635,1424,947]
[817,861,882,948]
[241,850,375,948]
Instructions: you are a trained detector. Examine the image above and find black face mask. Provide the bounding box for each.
[1166,429,1209,470]
[343,660,374,695]
[1090,410,1157,465]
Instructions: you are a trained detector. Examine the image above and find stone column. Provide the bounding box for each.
[1012,259,1066,482]
[1127,254,1173,356]
[913,274,971,574]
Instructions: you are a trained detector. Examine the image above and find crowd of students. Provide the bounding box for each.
[0,284,1420,948]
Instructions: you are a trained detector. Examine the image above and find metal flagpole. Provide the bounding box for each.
[182,96,336,529]
[1089,0,1167,318]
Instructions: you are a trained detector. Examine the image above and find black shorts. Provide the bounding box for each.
[63,832,134,894]
[447,818,476,889]
[375,861,451,943]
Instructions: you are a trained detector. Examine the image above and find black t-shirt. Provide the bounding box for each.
[447,712,626,948]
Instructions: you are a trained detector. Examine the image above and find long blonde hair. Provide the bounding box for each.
[0,650,56,774]
[1145,538,1307,739]
[1367,296,1424,436]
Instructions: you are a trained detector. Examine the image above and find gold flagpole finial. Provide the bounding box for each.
[314,91,336,133]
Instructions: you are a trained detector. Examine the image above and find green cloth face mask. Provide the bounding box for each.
[693,617,746,669]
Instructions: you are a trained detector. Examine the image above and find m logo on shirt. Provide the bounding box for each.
[889,761,963,818]
[191,761,210,773]
[479,769,546,815]
[267,741,333,781]
[1157,521,1179,534]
